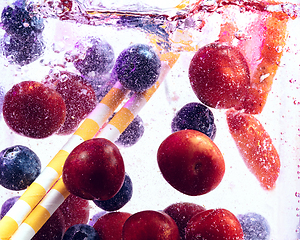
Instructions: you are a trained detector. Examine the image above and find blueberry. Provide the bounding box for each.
[115,115,145,147]
[0,196,20,219]
[93,173,133,211]
[1,33,45,66]
[1,3,44,38]
[0,145,41,190]
[112,44,161,92]
[237,212,270,240]
[171,102,216,140]
[71,37,114,81]
[63,224,100,240]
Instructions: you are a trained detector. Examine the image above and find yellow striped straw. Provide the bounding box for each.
[9,51,180,240]
[0,81,129,240]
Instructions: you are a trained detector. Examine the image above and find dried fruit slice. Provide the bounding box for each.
[226,109,280,190]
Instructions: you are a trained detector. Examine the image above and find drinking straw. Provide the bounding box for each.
[9,51,180,240]
[0,81,129,239]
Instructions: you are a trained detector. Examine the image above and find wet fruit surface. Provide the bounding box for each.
[3,81,66,138]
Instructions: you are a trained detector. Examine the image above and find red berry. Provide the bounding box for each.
[3,81,66,138]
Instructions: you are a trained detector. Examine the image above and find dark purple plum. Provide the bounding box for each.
[112,44,161,92]
[0,196,20,219]
[68,36,114,81]
[63,224,100,240]
[0,145,41,190]
[171,102,216,140]
[93,173,133,211]
[1,33,45,66]
[1,2,44,38]
[237,212,270,240]
[115,115,144,147]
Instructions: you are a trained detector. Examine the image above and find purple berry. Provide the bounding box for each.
[171,102,216,140]
[88,211,107,226]
[0,145,41,190]
[0,196,20,219]
[237,212,270,240]
[93,173,133,211]
[112,44,161,92]
[63,224,100,240]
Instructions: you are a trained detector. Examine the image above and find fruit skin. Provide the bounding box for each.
[163,202,206,240]
[93,212,131,240]
[45,71,97,135]
[237,212,270,240]
[157,129,225,196]
[0,196,20,219]
[3,81,66,139]
[62,138,125,200]
[185,208,244,240]
[112,44,161,92]
[62,224,100,240]
[72,37,115,81]
[57,193,90,230]
[93,173,133,211]
[171,102,216,140]
[226,109,280,190]
[122,210,180,240]
[0,145,41,190]
[189,42,250,109]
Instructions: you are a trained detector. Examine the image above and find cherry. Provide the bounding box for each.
[122,210,180,240]
[62,138,125,200]
[157,129,225,196]
[3,81,66,139]
[189,42,250,109]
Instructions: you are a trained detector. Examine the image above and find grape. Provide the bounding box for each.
[171,102,216,140]
[32,209,66,240]
[0,145,41,191]
[1,3,44,38]
[115,115,145,147]
[45,71,97,135]
[67,36,114,81]
[0,196,20,219]
[237,212,270,240]
[112,44,161,92]
[3,81,66,139]
[62,224,100,240]
[1,33,45,66]
[57,194,90,230]
[93,173,133,211]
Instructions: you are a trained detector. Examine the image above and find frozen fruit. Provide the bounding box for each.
[71,36,115,81]
[62,224,100,240]
[163,202,206,240]
[226,109,280,190]
[1,3,44,38]
[122,210,180,240]
[1,33,45,66]
[3,81,66,138]
[0,196,20,219]
[57,194,90,230]
[185,208,244,239]
[237,212,270,240]
[62,138,125,200]
[93,212,131,240]
[45,71,97,135]
[93,173,133,211]
[157,129,225,196]
[112,44,161,92]
[0,145,41,190]
[32,208,66,240]
[189,42,250,109]
[171,102,216,140]
[115,115,145,147]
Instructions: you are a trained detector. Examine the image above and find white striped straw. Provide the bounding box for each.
[10,52,180,240]
[0,81,129,240]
